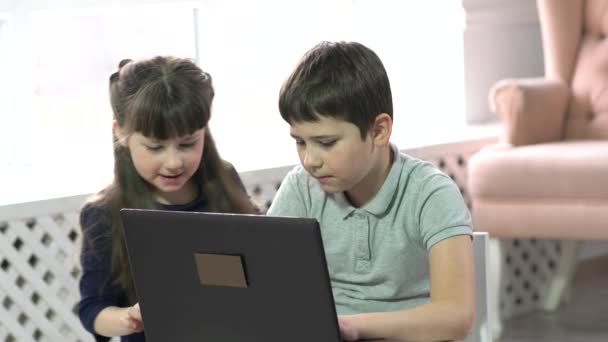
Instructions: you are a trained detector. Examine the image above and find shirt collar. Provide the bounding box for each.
[159,185,207,212]
[335,144,403,219]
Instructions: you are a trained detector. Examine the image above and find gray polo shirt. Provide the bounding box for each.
[267,145,472,314]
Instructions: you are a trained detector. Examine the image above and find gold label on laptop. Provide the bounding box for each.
[194,253,249,288]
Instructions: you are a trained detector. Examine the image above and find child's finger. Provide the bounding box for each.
[120,315,136,330]
[129,318,144,332]
[125,316,144,332]
[128,303,143,321]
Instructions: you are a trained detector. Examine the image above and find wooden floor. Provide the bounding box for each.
[499,254,608,342]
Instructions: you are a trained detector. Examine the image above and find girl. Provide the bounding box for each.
[78,57,257,342]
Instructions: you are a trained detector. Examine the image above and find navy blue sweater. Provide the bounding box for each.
[78,192,209,342]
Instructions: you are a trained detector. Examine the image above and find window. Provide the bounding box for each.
[195,0,354,171]
[0,14,9,107]
[1,0,472,204]
[351,0,468,147]
[25,4,197,160]
[200,0,467,171]
[1,3,198,204]
[0,13,15,201]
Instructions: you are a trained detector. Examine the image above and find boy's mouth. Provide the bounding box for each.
[315,175,333,183]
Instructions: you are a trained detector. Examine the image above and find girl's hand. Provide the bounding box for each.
[121,303,144,333]
[338,315,360,341]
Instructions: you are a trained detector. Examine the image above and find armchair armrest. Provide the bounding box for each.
[489,77,569,146]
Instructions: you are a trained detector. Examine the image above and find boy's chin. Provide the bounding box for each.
[318,183,345,194]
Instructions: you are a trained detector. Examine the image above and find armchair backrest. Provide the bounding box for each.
[538,0,608,140]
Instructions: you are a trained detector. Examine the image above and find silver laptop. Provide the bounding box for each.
[120,209,341,342]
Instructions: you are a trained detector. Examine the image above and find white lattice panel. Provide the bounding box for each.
[240,165,293,213]
[0,195,92,342]
[498,238,564,318]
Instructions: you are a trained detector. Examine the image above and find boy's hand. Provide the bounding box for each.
[338,315,360,341]
[121,303,144,333]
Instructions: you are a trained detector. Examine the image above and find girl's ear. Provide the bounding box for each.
[113,120,128,146]
[371,113,392,146]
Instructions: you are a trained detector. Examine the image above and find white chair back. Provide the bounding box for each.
[464,232,492,342]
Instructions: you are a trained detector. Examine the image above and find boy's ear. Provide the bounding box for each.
[371,113,392,146]
[112,120,128,146]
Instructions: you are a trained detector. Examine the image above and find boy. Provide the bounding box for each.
[267,41,475,341]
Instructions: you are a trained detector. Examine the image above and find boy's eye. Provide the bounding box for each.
[319,140,336,148]
[294,140,305,146]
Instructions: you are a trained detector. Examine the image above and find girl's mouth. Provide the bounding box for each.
[160,173,183,180]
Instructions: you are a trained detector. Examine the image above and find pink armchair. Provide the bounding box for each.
[467,0,608,338]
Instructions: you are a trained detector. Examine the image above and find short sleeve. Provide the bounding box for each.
[267,167,308,218]
[418,174,473,250]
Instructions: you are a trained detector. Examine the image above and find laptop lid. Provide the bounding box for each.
[120,209,341,342]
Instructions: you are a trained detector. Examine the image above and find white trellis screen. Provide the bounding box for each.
[0,195,91,342]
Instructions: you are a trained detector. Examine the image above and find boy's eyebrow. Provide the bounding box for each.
[290,133,339,139]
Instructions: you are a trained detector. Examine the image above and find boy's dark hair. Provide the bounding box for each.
[279,41,393,138]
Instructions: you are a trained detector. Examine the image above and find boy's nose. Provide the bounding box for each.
[303,151,322,170]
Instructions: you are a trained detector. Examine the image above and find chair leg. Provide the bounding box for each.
[488,238,503,340]
[542,240,580,311]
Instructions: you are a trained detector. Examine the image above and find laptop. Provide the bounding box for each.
[120,209,341,342]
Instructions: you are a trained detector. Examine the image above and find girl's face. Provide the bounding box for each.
[127,128,205,205]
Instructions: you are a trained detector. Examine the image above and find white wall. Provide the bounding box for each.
[2,0,176,11]
[462,0,544,123]
[0,0,16,12]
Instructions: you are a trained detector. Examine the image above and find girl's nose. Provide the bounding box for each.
[164,149,184,170]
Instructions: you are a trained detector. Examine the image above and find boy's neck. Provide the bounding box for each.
[345,145,393,208]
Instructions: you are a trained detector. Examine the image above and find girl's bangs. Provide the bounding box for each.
[128,88,209,140]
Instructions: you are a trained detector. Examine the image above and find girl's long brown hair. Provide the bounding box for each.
[86,56,256,300]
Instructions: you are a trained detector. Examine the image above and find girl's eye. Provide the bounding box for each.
[146,145,163,151]
[179,143,195,149]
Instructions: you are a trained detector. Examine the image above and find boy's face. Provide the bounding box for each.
[289,116,378,195]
